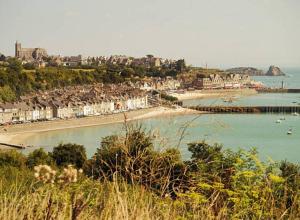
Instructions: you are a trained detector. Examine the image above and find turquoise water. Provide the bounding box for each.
[22,69,300,163]
[253,67,300,89]
[183,93,300,107]
[23,113,300,163]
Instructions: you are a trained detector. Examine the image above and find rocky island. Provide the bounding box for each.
[265,65,285,76]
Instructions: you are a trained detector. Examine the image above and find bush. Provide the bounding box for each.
[0,150,26,167]
[26,148,53,168]
[160,93,178,102]
[51,143,87,168]
[84,126,188,197]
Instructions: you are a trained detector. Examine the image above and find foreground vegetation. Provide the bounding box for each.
[0,126,299,219]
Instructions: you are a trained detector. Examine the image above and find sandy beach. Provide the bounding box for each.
[0,88,257,149]
[0,106,199,148]
[170,88,257,100]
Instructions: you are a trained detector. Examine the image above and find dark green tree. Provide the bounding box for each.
[0,53,5,61]
[84,127,188,197]
[26,148,53,168]
[51,143,87,168]
[176,59,186,72]
[7,58,23,73]
[280,160,300,207]
[23,62,35,70]
[121,67,135,78]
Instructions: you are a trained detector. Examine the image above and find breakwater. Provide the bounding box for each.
[0,142,26,149]
[188,106,300,114]
[257,88,300,93]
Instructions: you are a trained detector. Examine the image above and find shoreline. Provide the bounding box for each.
[0,88,258,149]
[0,106,199,148]
[170,88,257,100]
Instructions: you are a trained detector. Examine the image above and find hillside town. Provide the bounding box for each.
[0,42,264,125]
[12,41,178,68]
[0,84,149,124]
[0,73,262,125]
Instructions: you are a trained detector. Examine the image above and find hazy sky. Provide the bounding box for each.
[0,0,299,68]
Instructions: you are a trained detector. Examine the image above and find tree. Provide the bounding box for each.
[0,85,16,102]
[51,143,87,168]
[7,58,23,73]
[188,141,223,163]
[280,160,300,207]
[84,127,188,197]
[26,148,53,168]
[23,62,35,70]
[160,93,178,102]
[176,59,186,72]
[146,54,154,59]
[121,67,135,78]
[0,53,5,61]
[187,141,238,185]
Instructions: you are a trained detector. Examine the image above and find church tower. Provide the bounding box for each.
[15,41,21,57]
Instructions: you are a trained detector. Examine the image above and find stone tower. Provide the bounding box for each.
[15,41,21,57]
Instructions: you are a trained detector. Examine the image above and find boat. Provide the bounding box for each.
[228,98,233,103]
[276,120,281,123]
[287,128,292,135]
[223,97,234,103]
[292,112,299,116]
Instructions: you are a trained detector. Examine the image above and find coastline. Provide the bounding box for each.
[0,88,257,149]
[170,88,257,100]
[0,106,199,149]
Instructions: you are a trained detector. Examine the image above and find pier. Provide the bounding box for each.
[188,106,300,114]
[257,88,300,93]
[0,142,26,149]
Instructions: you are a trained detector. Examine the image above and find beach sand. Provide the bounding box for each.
[0,106,199,149]
[0,89,256,149]
[170,88,257,100]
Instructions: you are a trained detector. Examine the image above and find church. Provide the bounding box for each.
[15,41,48,60]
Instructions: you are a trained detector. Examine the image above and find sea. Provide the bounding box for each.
[22,67,300,163]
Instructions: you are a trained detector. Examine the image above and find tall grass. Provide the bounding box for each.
[1,170,299,220]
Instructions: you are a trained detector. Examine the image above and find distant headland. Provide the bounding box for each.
[226,66,285,76]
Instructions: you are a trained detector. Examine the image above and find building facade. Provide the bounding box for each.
[15,41,48,60]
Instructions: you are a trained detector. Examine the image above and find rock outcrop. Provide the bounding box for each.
[226,67,264,76]
[265,66,285,76]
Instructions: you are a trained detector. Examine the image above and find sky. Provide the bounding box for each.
[0,0,299,69]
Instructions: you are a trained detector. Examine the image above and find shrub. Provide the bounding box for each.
[51,143,87,168]
[26,148,53,168]
[0,150,26,167]
[84,126,188,197]
[160,93,178,102]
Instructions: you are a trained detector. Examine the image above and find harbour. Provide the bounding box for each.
[20,113,300,163]
[2,68,300,163]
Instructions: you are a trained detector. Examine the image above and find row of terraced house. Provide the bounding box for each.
[192,74,253,89]
[0,85,148,124]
